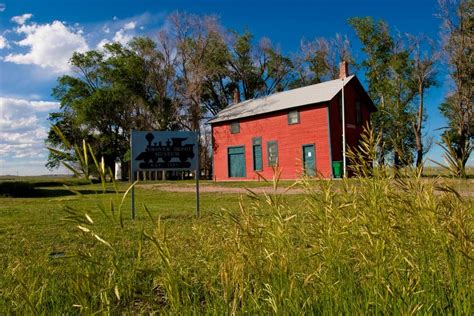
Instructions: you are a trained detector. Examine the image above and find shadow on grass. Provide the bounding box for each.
[1,186,116,198]
[32,188,117,198]
[29,179,99,187]
[159,213,199,220]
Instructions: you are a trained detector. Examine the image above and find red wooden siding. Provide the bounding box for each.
[212,103,332,181]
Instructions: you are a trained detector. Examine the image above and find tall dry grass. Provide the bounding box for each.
[4,128,472,313]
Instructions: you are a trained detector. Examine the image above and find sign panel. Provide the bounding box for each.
[131,131,198,172]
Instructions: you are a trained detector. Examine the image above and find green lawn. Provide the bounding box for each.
[0,176,472,314]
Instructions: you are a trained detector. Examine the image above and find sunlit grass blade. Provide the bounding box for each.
[118,181,138,227]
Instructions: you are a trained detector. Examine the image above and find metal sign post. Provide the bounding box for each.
[130,131,199,218]
[130,132,136,219]
[195,132,200,217]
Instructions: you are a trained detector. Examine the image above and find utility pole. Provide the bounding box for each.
[341,77,347,178]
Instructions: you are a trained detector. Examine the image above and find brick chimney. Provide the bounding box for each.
[339,61,349,79]
[233,88,240,104]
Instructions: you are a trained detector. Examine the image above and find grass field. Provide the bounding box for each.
[0,173,473,313]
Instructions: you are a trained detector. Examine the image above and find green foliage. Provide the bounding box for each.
[228,30,265,101]
[47,127,117,193]
[47,39,179,171]
[47,15,298,171]
[291,34,354,88]
[349,17,428,169]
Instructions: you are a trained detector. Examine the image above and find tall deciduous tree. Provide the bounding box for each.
[349,17,396,166]
[169,12,226,130]
[408,35,438,168]
[47,39,179,171]
[291,34,353,87]
[438,0,473,176]
[227,31,293,101]
[349,17,422,170]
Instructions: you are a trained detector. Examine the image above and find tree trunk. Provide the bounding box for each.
[414,87,424,168]
[393,150,400,178]
[415,146,423,168]
[377,123,385,166]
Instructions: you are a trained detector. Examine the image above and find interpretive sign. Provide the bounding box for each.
[130,131,200,218]
[131,131,198,172]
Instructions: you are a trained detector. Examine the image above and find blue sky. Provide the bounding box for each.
[0,0,468,175]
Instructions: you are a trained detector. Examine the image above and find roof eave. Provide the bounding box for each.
[208,101,330,124]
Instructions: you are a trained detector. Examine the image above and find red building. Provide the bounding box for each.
[208,64,376,180]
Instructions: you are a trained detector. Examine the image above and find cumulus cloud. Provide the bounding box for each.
[30,100,60,111]
[123,21,136,30]
[4,21,89,73]
[0,35,8,49]
[0,97,59,160]
[112,29,133,45]
[111,21,138,45]
[11,13,33,25]
[0,3,5,12]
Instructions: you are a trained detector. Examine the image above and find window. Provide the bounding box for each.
[288,111,300,125]
[355,101,362,125]
[230,122,240,134]
[267,140,278,166]
[252,137,263,171]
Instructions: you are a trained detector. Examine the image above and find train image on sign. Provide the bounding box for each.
[135,133,195,166]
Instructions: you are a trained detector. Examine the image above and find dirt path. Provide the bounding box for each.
[137,183,305,194]
[137,181,474,197]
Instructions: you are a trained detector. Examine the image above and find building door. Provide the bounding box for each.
[302,144,316,176]
[228,146,246,178]
[252,137,262,171]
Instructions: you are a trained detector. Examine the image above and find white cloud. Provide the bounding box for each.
[0,3,5,12]
[0,97,59,161]
[112,29,134,45]
[0,35,8,49]
[11,13,33,25]
[31,100,60,111]
[0,96,69,175]
[123,21,136,30]
[4,21,89,73]
[111,21,138,46]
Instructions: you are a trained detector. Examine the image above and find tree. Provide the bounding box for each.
[438,0,473,176]
[291,34,353,87]
[349,17,397,166]
[349,17,419,170]
[47,39,179,171]
[408,35,438,168]
[129,37,180,131]
[169,12,227,131]
[227,31,293,101]
[167,14,294,120]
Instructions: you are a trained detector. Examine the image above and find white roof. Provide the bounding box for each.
[208,75,355,124]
